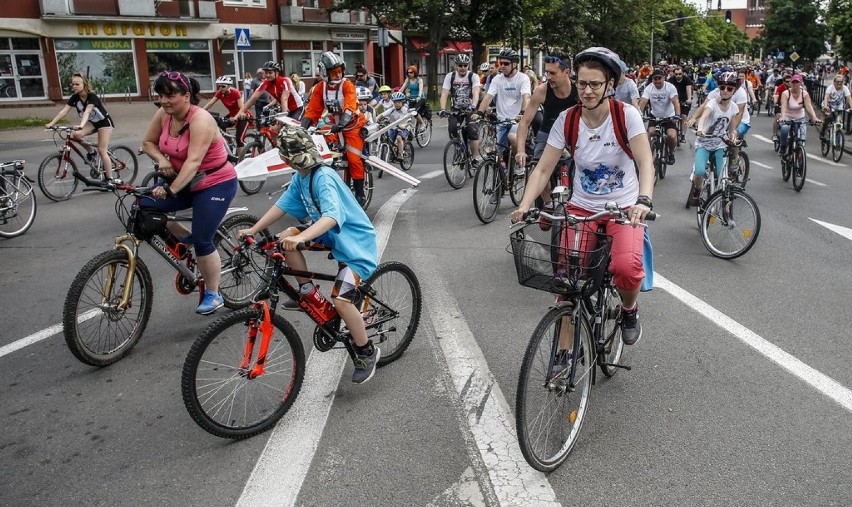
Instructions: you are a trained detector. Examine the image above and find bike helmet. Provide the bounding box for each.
[356,86,372,101]
[277,126,322,171]
[391,91,406,102]
[718,71,738,87]
[215,75,233,86]
[573,46,623,83]
[318,52,346,83]
[262,61,281,73]
[455,54,471,65]
[497,48,520,63]
[480,62,490,72]
[378,85,392,93]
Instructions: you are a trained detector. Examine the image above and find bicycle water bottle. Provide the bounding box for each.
[299,284,336,324]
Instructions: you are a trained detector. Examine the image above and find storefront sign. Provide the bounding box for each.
[77,22,188,37]
[330,31,366,41]
[145,40,209,50]
[55,39,132,50]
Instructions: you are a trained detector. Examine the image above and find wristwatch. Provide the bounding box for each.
[636,195,653,210]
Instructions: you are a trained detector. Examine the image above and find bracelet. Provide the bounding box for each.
[636,195,653,209]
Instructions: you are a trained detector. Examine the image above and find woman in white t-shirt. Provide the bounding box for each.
[513,47,654,347]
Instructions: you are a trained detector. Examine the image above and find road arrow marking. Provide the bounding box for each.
[810,218,852,241]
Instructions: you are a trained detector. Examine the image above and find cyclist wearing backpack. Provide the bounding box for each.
[512,47,654,346]
[438,54,482,162]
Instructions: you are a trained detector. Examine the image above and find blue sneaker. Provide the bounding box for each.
[196,290,224,315]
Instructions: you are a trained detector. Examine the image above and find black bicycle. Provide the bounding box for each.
[472,118,528,224]
[777,119,819,192]
[510,197,656,471]
[0,160,36,238]
[440,108,478,189]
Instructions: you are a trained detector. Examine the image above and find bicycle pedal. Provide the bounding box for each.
[603,362,632,371]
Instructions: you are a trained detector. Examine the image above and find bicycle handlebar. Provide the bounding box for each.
[518,206,657,227]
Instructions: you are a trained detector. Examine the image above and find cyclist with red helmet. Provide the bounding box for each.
[239,61,304,120]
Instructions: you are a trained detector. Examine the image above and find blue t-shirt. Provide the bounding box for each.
[705,76,717,93]
[274,166,378,280]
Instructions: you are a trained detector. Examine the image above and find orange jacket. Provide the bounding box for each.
[304,79,359,126]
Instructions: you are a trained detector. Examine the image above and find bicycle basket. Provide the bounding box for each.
[509,221,611,298]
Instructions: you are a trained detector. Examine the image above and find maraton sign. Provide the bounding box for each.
[77,22,188,37]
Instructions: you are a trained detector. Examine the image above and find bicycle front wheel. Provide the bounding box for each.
[792,146,807,192]
[38,154,79,202]
[700,188,761,259]
[237,140,266,195]
[516,305,594,472]
[216,214,273,308]
[415,119,432,147]
[399,140,414,171]
[109,145,139,184]
[509,166,526,206]
[443,140,467,189]
[62,250,153,366]
[0,173,37,238]
[832,130,844,162]
[363,261,422,366]
[472,160,500,224]
[181,306,306,439]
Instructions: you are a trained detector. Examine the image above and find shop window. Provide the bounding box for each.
[54,39,138,96]
[146,40,214,91]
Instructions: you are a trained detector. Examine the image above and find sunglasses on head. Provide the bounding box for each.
[160,71,190,92]
[544,55,568,68]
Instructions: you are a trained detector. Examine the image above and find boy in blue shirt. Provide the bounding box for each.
[240,126,380,383]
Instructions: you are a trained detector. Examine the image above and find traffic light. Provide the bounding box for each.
[677,11,685,27]
[725,10,732,23]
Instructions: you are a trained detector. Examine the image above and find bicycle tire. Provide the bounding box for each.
[0,173,37,238]
[62,250,153,366]
[376,142,390,179]
[792,146,806,192]
[415,119,432,147]
[516,305,594,472]
[509,167,526,206]
[821,132,831,157]
[472,160,500,224]
[695,179,712,229]
[237,140,266,195]
[109,145,139,184]
[833,130,844,163]
[216,214,273,308]
[781,153,791,182]
[736,151,750,189]
[363,261,422,366]
[700,188,761,260]
[597,286,624,378]
[181,307,306,439]
[38,153,79,202]
[442,140,467,189]
[362,165,374,209]
[400,140,415,171]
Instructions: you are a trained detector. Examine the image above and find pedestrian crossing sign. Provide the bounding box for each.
[236,28,251,49]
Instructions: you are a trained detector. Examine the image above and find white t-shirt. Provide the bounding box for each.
[547,104,645,212]
[614,79,639,104]
[696,98,738,151]
[642,81,678,118]
[708,87,749,124]
[442,70,481,110]
[486,71,531,120]
[825,85,851,111]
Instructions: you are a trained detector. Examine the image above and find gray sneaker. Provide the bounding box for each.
[352,345,381,384]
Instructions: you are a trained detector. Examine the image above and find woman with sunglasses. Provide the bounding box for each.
[203,75,251,149]
[512,47,654,347]
[45,72,119,183]
[141,71,239,315]
[778,73,821,157]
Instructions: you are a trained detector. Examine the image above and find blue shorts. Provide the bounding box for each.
[497,122,518,154]
[737,122,751,139]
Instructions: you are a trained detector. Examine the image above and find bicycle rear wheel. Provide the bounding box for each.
[597,285,624,378]
[62,250,153,366]
[216,214,273,308]
[400,140,415,171]
[516,305,594,472]
[509,166,526,206]
[781,152,791,182]
[442,140,467,189]
[109,145,139,184]
[472,160,500,224]
[832,130,844,162]
[700,188,761,259]
[821,132,831,157]
[0,173,36,238]
[181,306,306,439]
[735,151,750,188]
[415,119,432,147]
[792,146,806,192]
[362,261,422,366]
[38,154,79,201]
[237,140,266,195]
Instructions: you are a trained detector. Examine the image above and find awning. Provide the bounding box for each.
[409,38,472,56]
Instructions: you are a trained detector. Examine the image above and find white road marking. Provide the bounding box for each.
[236,188,418,507]
[0,309,99,359]
[656,273,852,413]
[751,160,773,169]
[419,169,445,180]
[810,218,852,241]
[807,179,829,187]
[751,134,845,167]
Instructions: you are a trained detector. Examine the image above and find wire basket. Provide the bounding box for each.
[509,220,612,298]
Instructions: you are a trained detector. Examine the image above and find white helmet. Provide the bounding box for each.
[356,86,372,101]
[480,62,490,72]
[215,75,233,86]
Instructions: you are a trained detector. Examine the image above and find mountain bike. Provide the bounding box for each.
[778,119,819,192]
[472,118,528,224]
[440,108,477,189]
[646,116,679,184]
[820,109,845,163]
[62,180,273,366]
[510,199,656,471]
[409,98,432,147]
[181,235,422,439]
[0,160,36,239]
[38,126,138,201]
[687,134,761,259]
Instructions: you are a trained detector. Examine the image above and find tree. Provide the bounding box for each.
[761,0,826,65]
[827,0,852,63]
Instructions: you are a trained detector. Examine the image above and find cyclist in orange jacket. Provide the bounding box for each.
[300,52,368,205]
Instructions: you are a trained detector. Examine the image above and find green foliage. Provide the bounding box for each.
[827,0,852,62]
[761,0,827,64]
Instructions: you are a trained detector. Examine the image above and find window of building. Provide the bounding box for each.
[54,39,138,97]
[221,40,274,84]
[146,39,214,92]
[223,0,266,7]
[337,42,365,78]
[281,41,322,78]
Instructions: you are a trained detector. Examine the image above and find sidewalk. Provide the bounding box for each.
[0,100,160,143]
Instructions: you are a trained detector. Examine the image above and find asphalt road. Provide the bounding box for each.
[1,111,851,507]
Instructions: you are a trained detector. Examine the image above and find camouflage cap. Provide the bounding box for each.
[277,126,322,171]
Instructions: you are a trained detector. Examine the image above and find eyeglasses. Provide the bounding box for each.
[719,85,736,92]
[498,61,512,67]
[357,74,365,78]
[407,71,415,75]
[576,80,606,90]
[544,55,568,68]
[217,85,227,88]
[160,71,190,92]
[457,64,468,68]
[674,73,683,76]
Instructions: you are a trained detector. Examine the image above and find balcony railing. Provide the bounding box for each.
[280,6,369,25]
[39,0,217,20]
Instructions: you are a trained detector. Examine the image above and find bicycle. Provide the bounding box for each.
[181,235,422,439]
[440,108,478,189]
[62,180,273,366]
[307,124,376,210]
[0,160,36,238]
[510,198,656,471]
[237,108,285,195]
[409,98,433,148]
[777,119,819,192]
[38,126,139,202]
[646,115,680,184]
[820,109,845,163]
[472,118,528,224]
[687,133,761,259]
